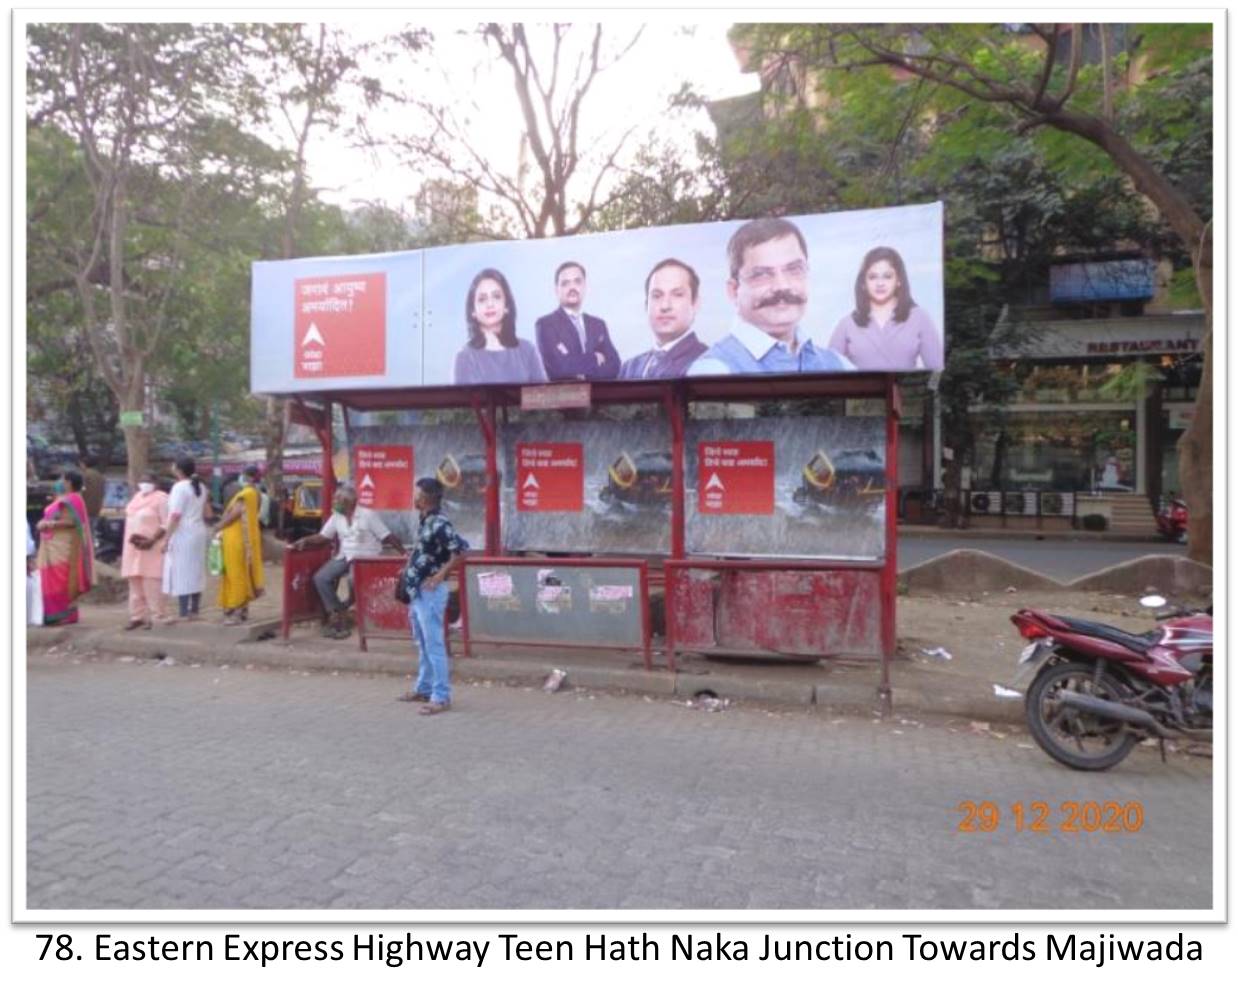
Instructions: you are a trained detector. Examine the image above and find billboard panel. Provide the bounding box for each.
[345,423,487,550]
[501,418,673,554]
[251,202,943,394]
[686,415,887,560]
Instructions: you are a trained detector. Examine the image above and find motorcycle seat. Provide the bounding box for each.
[1048,615,1158,654]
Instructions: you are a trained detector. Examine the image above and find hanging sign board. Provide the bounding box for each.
[521,383,592,410]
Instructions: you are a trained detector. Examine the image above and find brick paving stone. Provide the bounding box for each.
[25,651,1212,911]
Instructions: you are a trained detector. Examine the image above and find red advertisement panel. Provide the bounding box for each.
[698,440,775,515]
[354,445,414,510]
[516,443,584,512]
[293,272,386,378]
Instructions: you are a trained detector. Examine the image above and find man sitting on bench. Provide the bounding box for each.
[289,483,406,638]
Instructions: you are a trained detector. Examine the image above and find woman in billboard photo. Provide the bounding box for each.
[453,268,548,385]
[827,246,943,371]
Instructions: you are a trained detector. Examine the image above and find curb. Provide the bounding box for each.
[29,624,1016,724]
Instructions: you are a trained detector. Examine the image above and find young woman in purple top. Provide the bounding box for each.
[453,268,548,385]
[828,246,943,371]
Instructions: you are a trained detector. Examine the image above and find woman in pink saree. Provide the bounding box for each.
[35,469,94,625]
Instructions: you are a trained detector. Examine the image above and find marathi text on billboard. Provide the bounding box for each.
[252,203,944,394]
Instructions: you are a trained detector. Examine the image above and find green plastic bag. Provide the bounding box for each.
[207,536,224,577]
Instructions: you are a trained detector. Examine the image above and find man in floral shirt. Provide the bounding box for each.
[397,477,469,714]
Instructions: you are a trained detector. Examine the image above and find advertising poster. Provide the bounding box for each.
[686,415,887,560]
[353,445,413,510]
[252,202,944,394]
[515,443,584,512]
[293,272,387,378]
[501,418,673,554]
[253,250,422,393]
[698,440,776,515]
[345,422,487,549]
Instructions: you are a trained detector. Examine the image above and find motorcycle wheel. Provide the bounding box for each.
[1025,661,1139,771]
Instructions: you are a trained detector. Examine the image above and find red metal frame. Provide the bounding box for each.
[349,556,460,652]
[280,543,334,639]
[664,557,888,656]
[292,373,900,701]
[472,394,501,556]
[458,556,653,668]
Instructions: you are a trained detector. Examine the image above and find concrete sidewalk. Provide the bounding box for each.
[26,586,1170,726]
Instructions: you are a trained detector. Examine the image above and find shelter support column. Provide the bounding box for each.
[880,376,901,717]
[662,384,687,560]
[473,393,501,555]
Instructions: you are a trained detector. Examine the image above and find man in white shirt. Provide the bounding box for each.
[290,482,406,638]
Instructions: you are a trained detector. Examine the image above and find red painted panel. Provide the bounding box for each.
[352,557,409,638]
[714,569,881,656]
[281,544,333,637]
[668,568,717,648]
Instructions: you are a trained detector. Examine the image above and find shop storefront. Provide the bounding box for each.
[977,314,1203,501]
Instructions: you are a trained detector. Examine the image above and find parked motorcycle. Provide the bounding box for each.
[1155,497,1189,543]
[1009,595,1212,770]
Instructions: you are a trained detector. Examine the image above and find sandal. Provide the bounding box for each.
[396,692,431,703]
[418,701,451,716]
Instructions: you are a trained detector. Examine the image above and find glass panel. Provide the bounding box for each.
[972,411,1135,492]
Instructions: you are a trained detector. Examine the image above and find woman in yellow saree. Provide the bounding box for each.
[212,466,264,624]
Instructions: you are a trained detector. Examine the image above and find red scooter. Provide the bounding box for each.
[1155,497,1189,543]
[1009,596,1212,770]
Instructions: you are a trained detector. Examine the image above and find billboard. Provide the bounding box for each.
[500,418,673,554]
[686,415,887,560]
[251,203,944,394]
[345,423,487,550]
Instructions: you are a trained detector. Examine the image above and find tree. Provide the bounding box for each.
[734,22,1214,561]
[26,23,259,484]
[381,23,645,239]
[241,23,381,512]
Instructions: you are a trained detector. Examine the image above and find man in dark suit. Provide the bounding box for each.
[619,258,708,380]
[535,261,620,381]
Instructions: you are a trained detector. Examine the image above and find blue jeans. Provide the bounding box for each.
[409,584,450,704]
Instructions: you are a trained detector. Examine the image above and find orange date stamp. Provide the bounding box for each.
[956,800,1145,834]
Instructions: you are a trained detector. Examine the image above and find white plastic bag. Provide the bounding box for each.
[27,571,43,626]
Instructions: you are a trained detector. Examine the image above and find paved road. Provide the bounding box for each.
[26,653,1211,911]
[898,535,1169,581]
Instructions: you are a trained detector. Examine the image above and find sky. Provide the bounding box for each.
[295,20,758,217]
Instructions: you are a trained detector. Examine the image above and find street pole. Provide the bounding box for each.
[210,399,222,505]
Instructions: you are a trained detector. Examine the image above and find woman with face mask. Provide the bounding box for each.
[34,468,94,625]
[162,457,212,621]
[212,465,265,625]
[121,470,171,630]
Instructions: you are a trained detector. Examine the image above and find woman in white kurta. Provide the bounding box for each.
[163,457,211,619]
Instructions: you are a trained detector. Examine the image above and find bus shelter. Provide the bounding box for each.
[279,373,901,711]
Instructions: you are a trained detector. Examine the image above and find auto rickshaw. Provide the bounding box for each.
[286,479,324,538]
[598,450,673,510]
[436,453,487,511]
[792,447,885,510]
